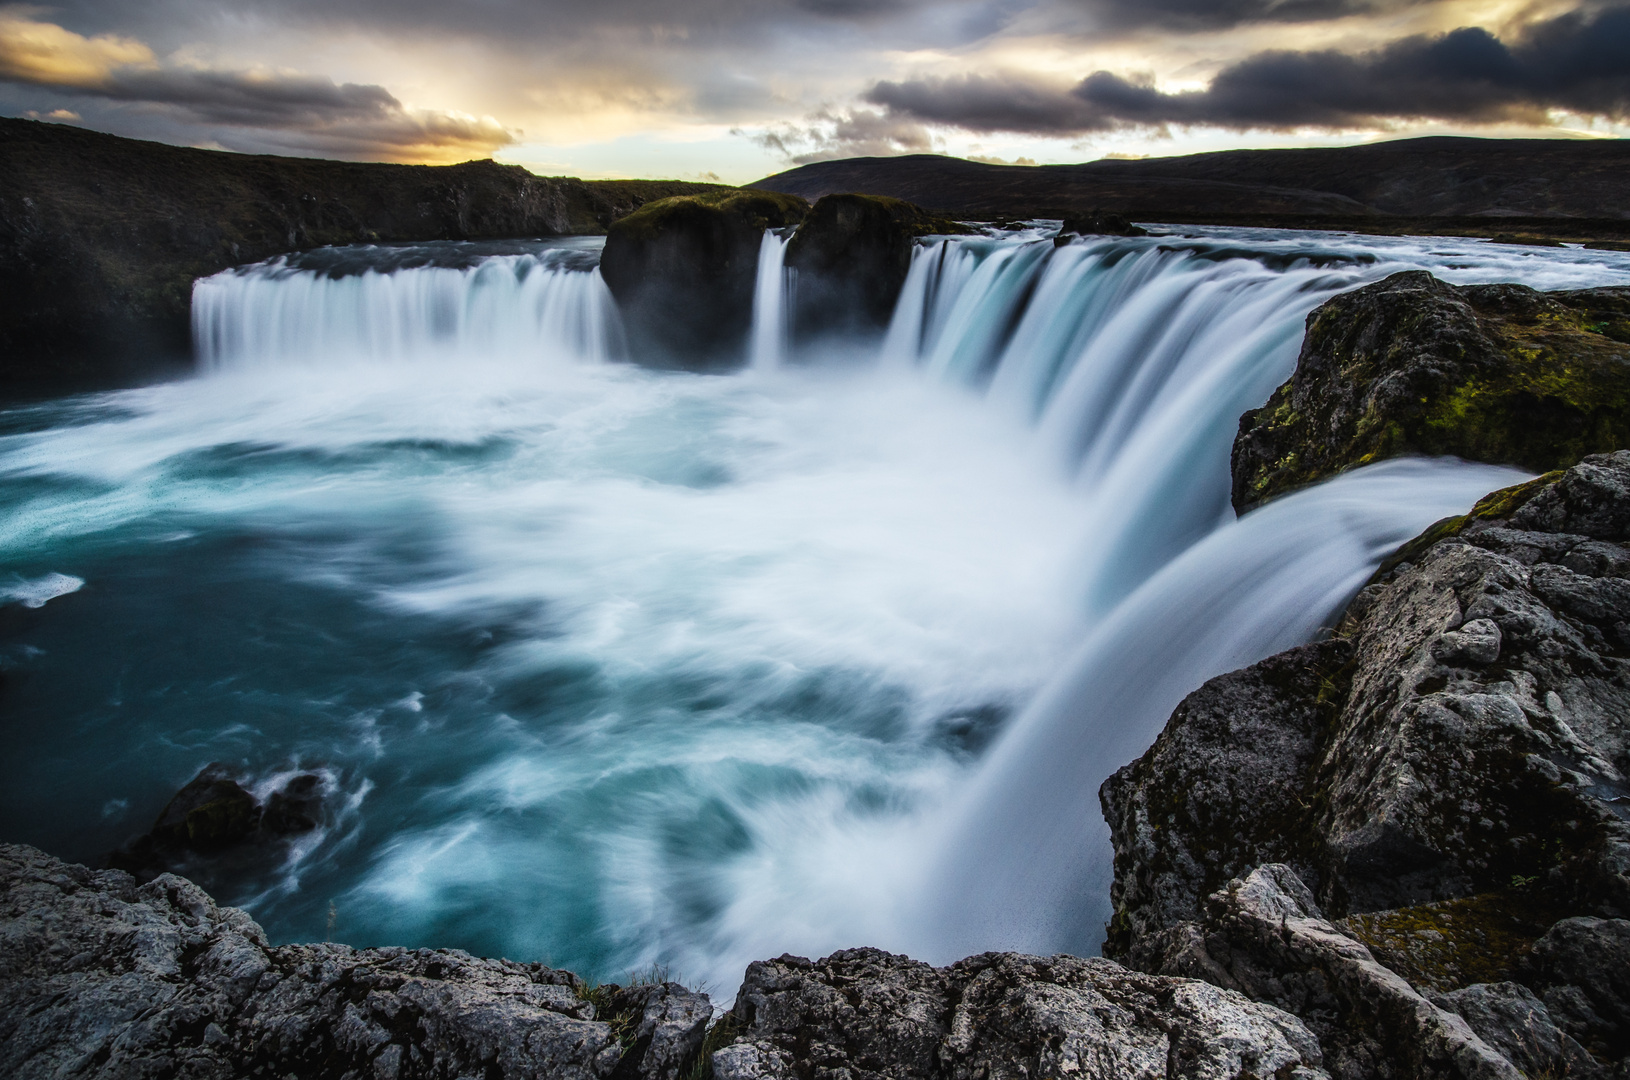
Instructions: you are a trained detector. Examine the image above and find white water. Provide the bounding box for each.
[7,227,1630,995]
[749,231,793,370]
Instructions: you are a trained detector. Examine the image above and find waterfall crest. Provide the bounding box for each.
[193,242,625,371]
[749,230,793,370]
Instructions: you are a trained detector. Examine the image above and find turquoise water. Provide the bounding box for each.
[3,227,1628,991]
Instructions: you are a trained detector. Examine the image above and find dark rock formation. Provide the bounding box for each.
[1232,271,1630,513]
[0,117,723,389]
[598,190,809,369]
[782,194,970,345]
[1054,211,1148,244]
[709,946,1329,1080]
[109,763,328,882]
[0,842,710,1080]
[1105,452,1630,1076]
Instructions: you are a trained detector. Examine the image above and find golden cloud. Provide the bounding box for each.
[0,11,153,87]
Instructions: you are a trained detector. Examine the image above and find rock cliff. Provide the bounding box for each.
[1105,453,1630,1078]
[0,117,722,388]
[598,189,809,369]
[1232,271,1630,513]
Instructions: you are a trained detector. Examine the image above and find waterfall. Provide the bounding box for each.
[125,225,1630,983]
[749,230,793,370]
[193,242,625,371]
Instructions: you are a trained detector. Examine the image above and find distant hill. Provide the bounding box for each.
[751,138,1630,229]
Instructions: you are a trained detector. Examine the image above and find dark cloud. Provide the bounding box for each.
[867,4,1630,134]
[737,107,937,163]
[1074,0,1374,32]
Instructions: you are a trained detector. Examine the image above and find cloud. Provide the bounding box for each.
[1074,0,1374,32]
[866,4,1630,134]
[737,107,939,163]
[0,12,513,160]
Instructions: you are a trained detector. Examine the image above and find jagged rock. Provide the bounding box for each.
[1231,270,1630,512]
[711,946,1331,1080]
[1143,865,1521,1080]
[1106,453,1630,1074]
[0,842,710,1079]
[1428,982,1605,1079]
[783,193,970,343]
[1100,640,1352,964]
[1528,917,1630,1061]
[599,190,809,369]
[1053,211,1148,243]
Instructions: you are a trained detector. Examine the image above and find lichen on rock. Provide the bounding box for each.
[1232,271,1630,514]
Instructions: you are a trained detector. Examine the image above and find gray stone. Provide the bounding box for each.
[0,842,710,1080]
[1430,982,1604,1079]
[713,945,1330,1080]
[1529,917,1630,1061]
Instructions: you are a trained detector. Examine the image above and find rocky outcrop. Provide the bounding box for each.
[0,842,710,1080]
[709,946,1329,1080]
[599,190,809,369]
[3,842,1344,1080]
[0,117,722,388]
[1105,452,1630,1076]
[1053,211,1148,243]
[1231,271,1630,513]
[783,194,969,345]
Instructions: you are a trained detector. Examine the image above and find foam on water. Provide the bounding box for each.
[3,227,1630,993]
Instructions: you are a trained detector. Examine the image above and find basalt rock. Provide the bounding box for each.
[599,190,809,369]
[0,117,723,389]
[1105,452,1630,1076]
[1231,270,1630,513]
[709,946,1330,1080]
[783,193,970,345]
[0,842,711,1080]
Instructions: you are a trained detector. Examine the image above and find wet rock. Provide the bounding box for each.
[110,764,329,880]
[599,189,808,369]
[711,945,1331,1080]
[784,193,971,344]
[1429,982,1604,1079]
[1143,865,1521,1080]
[0,842,710,1080]
[1232,270,1630,513]
[1054,211,1148,243]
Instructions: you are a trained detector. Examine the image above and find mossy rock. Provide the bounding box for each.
[1339,889,1565,992]
[1232,270,1630,513]
[599,190,809,369]
[784,193,972,343]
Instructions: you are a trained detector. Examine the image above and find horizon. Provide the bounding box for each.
[2,1,1628,184]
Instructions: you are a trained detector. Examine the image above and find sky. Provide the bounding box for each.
[1,0,1627,183]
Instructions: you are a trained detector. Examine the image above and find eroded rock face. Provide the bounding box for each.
[712,946,1330,1080]
[0,842,709,1080]
[599,190,809,369]
[1105,452,1630,1076]
[1231,271,1630,513]
[784,194,969,344]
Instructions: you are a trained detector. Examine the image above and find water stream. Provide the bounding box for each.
[3,226,1628,992]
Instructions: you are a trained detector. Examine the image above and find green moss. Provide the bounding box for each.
[610,189,810,243]
[1339,889,1564,992]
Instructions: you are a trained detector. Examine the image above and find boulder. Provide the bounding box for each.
[1105,452,1630,1075]
[599,190,809,369]
[0,842,712,1080]
[710,946,1329,1080]
[1231,270,1630,513]
[782,193,970,345]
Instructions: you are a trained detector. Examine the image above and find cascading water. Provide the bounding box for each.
[4,225,1630,996]
[749,230,793,370]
